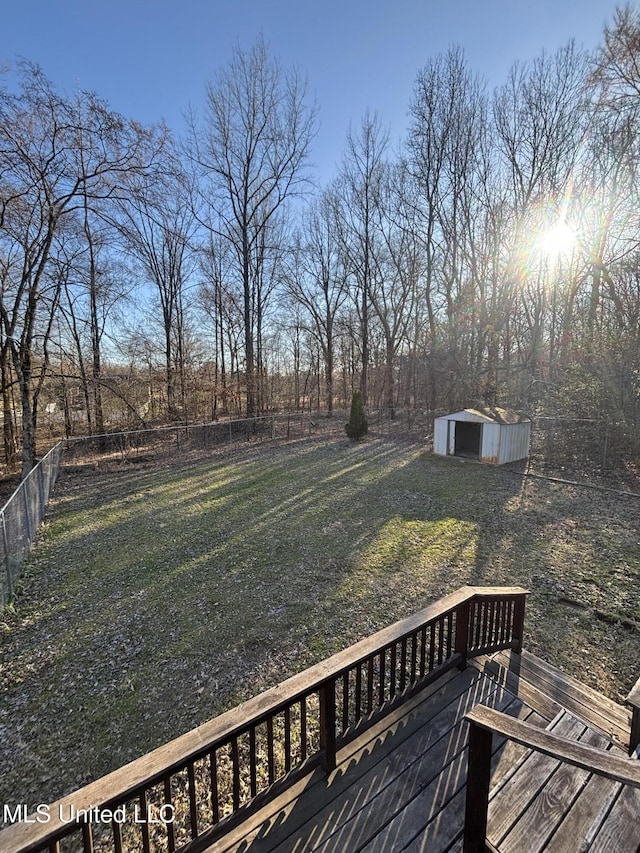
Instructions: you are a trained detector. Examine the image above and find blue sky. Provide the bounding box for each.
[2,0,625,184]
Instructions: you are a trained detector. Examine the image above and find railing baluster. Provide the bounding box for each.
[231,736,241,810]
[249,727,257,797]
[390,643,397,698]
[355,662,362,722]
[187,760,198,839]
[502,598,509,643]
[300,696,307,761]
[138,791,150,853]
[411,632,418,684]
[342,671,350,731]
[379,648,386,706]
[474,601,483,649]
[210,749,219,824]
[267,718,275,784]
[420,626,427,677]
[437,618,444,666]
[481,600,489,648]
[429,622,436,672]
[502,599,509,643]
[164,775,176,852]
[284,706,291,773]
[112,818,123,853]
[82,821,94,853]
[496,599,504,644]
[447,612,453,659]
[442,616,448,660]
[400,638,407,691]
[367,657,374,715]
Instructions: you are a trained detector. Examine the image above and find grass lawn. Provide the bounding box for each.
[1,435,639,812]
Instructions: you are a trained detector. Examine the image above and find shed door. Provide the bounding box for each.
[454,421,481,457]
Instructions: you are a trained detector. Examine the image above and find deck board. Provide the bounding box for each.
[544,767,622,851]
[589,784,640,853]
[487,711,586,845]
[203,650,638,853]
[495,720,613,853]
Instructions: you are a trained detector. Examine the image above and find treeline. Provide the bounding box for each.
[2,8,640,475]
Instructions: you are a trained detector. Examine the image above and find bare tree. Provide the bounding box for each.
[188,36,317,418]
[369,160,420,417]
[338,109,389,404]
[286,186,349,415]
[592,4,640,110]
[407,46,491,405]
[0,62,164,473]
[198,230,239,418]
[114,161,197,419]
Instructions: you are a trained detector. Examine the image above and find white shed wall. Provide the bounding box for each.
[433,412,531,464]
[479,423,501,464]
[433,417,450,456]
[497,422,531,464]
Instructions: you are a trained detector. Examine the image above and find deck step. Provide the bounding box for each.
[472,649,631,750]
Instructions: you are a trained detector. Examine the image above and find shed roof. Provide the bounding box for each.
[435,407,530,425]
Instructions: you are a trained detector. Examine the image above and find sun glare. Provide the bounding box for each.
[540,220,576,260]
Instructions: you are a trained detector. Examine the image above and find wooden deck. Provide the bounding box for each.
[207,650,638,853]
[3,588,638,853]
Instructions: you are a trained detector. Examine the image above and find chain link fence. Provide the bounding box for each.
[62,413,349,467]
[528,417,640,488]
[1,441,64,606]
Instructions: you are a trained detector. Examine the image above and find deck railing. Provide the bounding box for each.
[0,585,528,853]
[463,703,640,853]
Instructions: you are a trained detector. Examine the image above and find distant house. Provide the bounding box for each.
[433,407,531,465]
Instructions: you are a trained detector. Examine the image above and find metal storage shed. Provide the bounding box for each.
[433,407,531,465]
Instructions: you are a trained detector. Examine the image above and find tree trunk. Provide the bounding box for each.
[1,348,18,470]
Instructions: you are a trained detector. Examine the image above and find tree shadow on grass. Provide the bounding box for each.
[1,437,638,811]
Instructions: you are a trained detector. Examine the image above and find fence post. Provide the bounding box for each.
[463,720,493,852]
[21,480,32,542]
[319,678,337,773]
[2,511,10,605]
[455,600,471,669]
[511,594,526,655]
[37,462,46,524]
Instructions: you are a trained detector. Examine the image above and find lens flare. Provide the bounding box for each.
[540,220,576,260]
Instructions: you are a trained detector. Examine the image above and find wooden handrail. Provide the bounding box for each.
[463,704,640,852]
[0,585,528,853]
